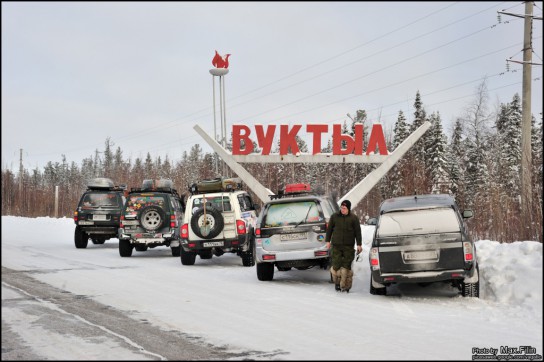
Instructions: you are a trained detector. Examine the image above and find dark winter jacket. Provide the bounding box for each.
[325,211,362,247]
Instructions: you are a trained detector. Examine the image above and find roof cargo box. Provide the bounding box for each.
[285,183,311,194]
[87,178,115,190]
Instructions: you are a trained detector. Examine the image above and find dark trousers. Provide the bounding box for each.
[331,245,355,270]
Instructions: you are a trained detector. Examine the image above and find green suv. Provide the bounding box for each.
[118,179,185,257]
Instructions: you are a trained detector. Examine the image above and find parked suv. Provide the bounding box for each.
[254,183,339,281]
[73,178,126,249]
[369,194,479,297]
[180,177,258,266]
[118,179,185,257]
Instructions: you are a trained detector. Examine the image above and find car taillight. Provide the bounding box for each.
[170,214,177,228]
[370,247,380,267]
[314,250,328,257]
[255,228,261,236]
[236,220,246,235]
[263,254,276,261]
[73,211,78,222]
[181,224,189,239]
[120,215,124,228]
[463,242,473,261]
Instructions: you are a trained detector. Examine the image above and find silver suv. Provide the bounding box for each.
[254,183,339,281]
[180,177,259,266]
[369,194,478,297]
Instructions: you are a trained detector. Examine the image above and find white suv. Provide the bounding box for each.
[180,177,259,266]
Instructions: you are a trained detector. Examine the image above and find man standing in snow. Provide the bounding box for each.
[325,200,362,292]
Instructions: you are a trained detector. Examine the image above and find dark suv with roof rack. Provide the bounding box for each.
[73,178,127,249]
[254,183,339,281]
[118,179,185,257]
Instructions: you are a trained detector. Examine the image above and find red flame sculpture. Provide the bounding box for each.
[212,50,231,69]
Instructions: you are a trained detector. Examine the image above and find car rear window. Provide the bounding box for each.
[263,201,323,227]
[191,196,232,212]
[377,208,461,237]
[124,194,168,216]
[80,192,121,209]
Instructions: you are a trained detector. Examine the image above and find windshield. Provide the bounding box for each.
[80,192,120,209]
[263,201,322,227]
[377,208,460,237]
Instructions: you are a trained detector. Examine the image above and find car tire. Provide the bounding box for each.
[241,234,255,267]
[74,227,89,249]
[370,274,386,295]
[199,250,213,259]
[119,239,133,257]
[190,205,224,239]
[139,205,166,231]
[257,262,274,281]
[171,246,181,257]
[91,237,106,245]
[181,248,196,265]
[461,265,480,298]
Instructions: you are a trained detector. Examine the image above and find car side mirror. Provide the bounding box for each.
[366,217,377,225]
[462,210,474,219]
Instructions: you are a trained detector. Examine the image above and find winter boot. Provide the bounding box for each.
[340,268,354,292]
[330,267,341,291]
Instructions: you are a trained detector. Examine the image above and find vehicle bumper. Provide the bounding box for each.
[371,266,475,285]
[118,228,179,246]
[256,246,330,263]
[181,235,244,251]
[79,225,118,236]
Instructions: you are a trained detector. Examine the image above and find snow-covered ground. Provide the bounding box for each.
[1,216,542,360]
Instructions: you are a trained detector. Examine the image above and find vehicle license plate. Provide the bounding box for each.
[122,220,138,226]
[93,214,107,221]
[280,232,307,241]
[404,250,437,261]
[78,221,94,225]
[203,241,224,247]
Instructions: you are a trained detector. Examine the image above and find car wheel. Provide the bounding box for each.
[241,235,255,267]
[91,237,106,245]
[119,240,133,257]
[370,274,386,295]
[171,246,181,257]
[74,227,89,249]
[139,205,166,231]
[190,205,224,239]
[181,248,196,265]
[461,265,480,298]
[199,249,213,259]
[257,262,274,281]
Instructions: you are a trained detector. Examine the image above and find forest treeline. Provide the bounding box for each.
[2,87,542,242]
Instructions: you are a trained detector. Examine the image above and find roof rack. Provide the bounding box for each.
[189,177,242,195]
[129,179,181,197]
[269,183,314,200]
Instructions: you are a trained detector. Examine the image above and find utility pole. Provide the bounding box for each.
[499,2,542,240]
[19,148,23,215]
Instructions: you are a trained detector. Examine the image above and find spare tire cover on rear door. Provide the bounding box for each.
[190,205,224,239]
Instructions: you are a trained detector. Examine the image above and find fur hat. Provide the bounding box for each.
[341,200,351,212]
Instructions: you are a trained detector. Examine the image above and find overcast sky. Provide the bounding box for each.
[2,1,543,172]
